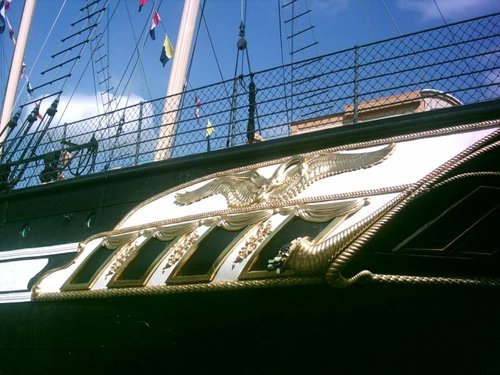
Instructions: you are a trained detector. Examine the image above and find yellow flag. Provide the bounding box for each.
[206,119,214,138]
[160,35,175,67]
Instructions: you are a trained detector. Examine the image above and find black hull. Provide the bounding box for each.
[1,101,499,374]
[1,284,499,374]
[1,100,498,250]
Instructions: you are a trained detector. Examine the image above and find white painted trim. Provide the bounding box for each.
[0,291,32,304]
[0,243,79,262]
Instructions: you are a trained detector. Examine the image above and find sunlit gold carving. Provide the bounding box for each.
[234,221,273,265]
[282,210,373,275]
[175,144,394,208]
[106,241,137,277]
[217,210,273,231]
[267,199,368,275]
[163,231,199,270]
[293,199,369,222]
[102,232,139,249]
[141,222,198,241]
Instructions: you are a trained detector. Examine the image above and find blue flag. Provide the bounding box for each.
[160,35,175,67]
[0,0,6,34]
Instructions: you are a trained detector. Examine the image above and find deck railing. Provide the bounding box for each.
[1,12,499,191]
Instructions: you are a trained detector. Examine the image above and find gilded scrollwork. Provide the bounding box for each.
[105,241,137,277]
[175,144,394,208]
[163,231,200,271]
[234,221,273,265]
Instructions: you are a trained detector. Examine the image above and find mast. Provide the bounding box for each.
[154,0,200,161]
[0,0,37,145]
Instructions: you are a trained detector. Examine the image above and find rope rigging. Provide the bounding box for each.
[227,0,261,148]
[101,0,170,170]
[0,0,114,189]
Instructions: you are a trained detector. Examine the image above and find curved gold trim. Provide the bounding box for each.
[239,198,368,279]
[81,186,409,247]
[115,119,499,228]
[34,276,324,301]
[325,128,500,288]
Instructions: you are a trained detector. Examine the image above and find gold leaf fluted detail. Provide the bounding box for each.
[217,210,273,231]
[102,232,139,249]
[293,198,369,223]
[153,222,198,241]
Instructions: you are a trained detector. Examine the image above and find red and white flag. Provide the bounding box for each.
[194,96,202,123]
[19,62,25,80]
[138,0,148,12]
[149,11,160,40]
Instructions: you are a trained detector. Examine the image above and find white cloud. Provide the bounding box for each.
[397,0,500,22]
[309,0,350,16]
[53,93,147,125]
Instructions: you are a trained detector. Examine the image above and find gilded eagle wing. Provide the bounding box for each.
[268,143,395,202]
[175,171,263,208]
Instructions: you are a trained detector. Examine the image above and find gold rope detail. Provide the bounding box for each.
[80,185,412,247]
[33,276,323,302]
[326,128,500,288]
[370,273,500,287]
[115,120,499,228]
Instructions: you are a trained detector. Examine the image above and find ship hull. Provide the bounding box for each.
[1,284,499,374]
[1,101,499,373]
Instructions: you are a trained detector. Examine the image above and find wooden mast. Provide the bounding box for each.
[154,0,200,161]
[0,0,37,145]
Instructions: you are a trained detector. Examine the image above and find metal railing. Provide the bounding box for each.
[1,13,499,191]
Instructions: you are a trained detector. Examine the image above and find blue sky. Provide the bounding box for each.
[1,0,499,120]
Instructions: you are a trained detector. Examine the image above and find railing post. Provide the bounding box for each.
[353,45,359,125]
[135,101,143,165]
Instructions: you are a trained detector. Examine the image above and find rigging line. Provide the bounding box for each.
[243,0,248,26]
[30,1,109,109]
[58,1,112,101]
[381,0,401,36]
[86,4,101,117]
[92,1,113,117]
[13,0,67,109]
[124,0,152,101]
[304,0,319,57]
[113,0,163,112]
[115,0,164,112]
[55,0,121,128]
[201,6,226,83]
[183,0,207,90]
[105,1,111,107]
[432,0,448,25]
[278,0,291,131]
[364,0,372,43]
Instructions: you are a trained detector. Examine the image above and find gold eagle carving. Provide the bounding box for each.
[175,144,395,208]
